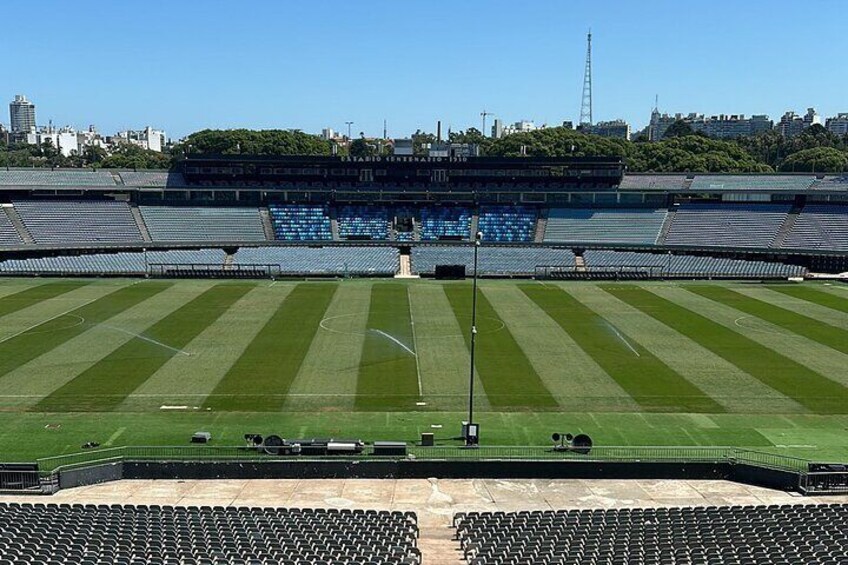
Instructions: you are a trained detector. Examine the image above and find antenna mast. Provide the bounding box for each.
[579,31,593,127]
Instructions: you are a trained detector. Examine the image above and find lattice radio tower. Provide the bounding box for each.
[579,31,593,127]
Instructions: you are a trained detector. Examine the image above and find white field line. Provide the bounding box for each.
[100,324,193,356]
[603,320,641,357]
[102,427,127,447]
[0,295,103,344]
[407,286,423,397]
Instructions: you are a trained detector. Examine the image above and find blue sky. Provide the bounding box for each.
[5,0,847,139]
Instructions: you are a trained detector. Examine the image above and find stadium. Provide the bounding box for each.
[0,155,847,563]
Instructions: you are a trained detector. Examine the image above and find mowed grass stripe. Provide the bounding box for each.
[205,283,337,412]
[285,283,369,411]
[689,286,848,355]
[522,285,722,413]
[127,284,294,412]
[0,282,170,380]
[568,285,805,414]
[409,284,492,412]
[607,286,848,414]
[355,284,420,410]
[0,281,88,319]
[767,285,848,314]
[733,286,848,332]
[0,283,210,410]
[35,284,252,412]
[445,284,557,408]
[485,285,639,412]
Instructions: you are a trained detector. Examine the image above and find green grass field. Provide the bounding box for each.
[0,277,846,462]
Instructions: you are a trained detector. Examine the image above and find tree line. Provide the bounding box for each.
[3,123,847,173]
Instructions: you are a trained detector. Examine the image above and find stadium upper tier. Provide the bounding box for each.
[0,201,844,256]
[13,200,143,244]
[544,208,667,245]
[0,168,847,195]
[663,203,790,248]
[139,206,266,242]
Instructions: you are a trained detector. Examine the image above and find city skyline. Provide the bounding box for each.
[5,0,848,138]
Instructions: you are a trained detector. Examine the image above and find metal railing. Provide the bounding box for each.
[34,444,813,476]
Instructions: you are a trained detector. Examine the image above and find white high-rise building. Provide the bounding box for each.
[825,113,848,137]
[114,127,166,152]
[9,95,36,134]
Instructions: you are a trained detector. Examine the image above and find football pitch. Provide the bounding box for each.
[0,277,846,462]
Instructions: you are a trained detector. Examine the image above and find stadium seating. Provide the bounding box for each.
[810,175,848,190]
[140,206,266,241]
[619,174,687,190]
[419,207,471,240]
[453,504,848,565]
[477,206,537,242]
[235,246,398,275]
[269,204,333,241]
[337,205,390,239]
[13,200,143,244]
[0,249,226,275]
[0,212,23,246]
[412,245,575,275]
[663,203,790,248]
[544,208,667,244]
[689,175,815,191]
[118,171,186,187]
[0,170,116,186]
[782,205,848,251]
[583,250,807,278]
[0,502,420,565]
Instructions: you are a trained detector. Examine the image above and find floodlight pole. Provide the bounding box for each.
[466,231,482,446]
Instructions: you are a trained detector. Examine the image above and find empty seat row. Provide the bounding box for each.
[419,207,471,240]
[0,211,23,245]
[234,246,398,275]
[412,246,575,275]
[781,205,848,251]
[0,249,226,275]
[477,206,537,242]
[664,204,790,248]
[583,250,806,279]
[0,170,116,187]
[544,208,668,245]
[13,200,143,244]
[0,502,419,565]
[269,205,333,241]
[140,206,267,242]
[337,206,390,239]
[119,172,187,188]
[453,504,848,565]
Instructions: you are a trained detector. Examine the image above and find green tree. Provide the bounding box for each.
[173,129,332,157]
[662,120,694,139]
[348,138,378,158]
[778,147,848,172]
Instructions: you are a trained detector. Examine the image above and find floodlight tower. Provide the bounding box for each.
[579,31,593,127]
